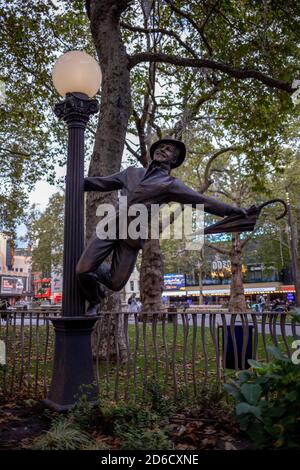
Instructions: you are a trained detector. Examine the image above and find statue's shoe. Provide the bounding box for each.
[85,302,99,317]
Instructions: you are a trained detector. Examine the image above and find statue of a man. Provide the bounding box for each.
[76,136,279,316]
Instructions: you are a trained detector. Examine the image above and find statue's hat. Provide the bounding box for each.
[149,135,186,168]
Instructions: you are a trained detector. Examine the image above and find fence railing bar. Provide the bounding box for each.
[152,313,159,383]
[251,313,259,360]
[95,317,103,397]
[142,315,148,400]
[133,312,139,401]
[241,313,249,370]
[181,313,189,396]
[3,313,10,394]
[114,312,120,402]
[105,313,112,398]
[291,316,300,340]
[27,312,33,396]
[172,314,178,400]
[268,313,278,347]
[209,313,220,382]
[272,313,279,347]
[280,314,291,358]
[261,313,269,361]
[124,312,131,402]
[34,313,40,398]
[9,312,17,396]
[162,313,169,395]
[43,316,50,396]
[200,313,208,383]
[230,314,238,371]
[191,313,197,396]
[220,313,228,378]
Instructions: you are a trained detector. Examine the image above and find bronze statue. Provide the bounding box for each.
[76,136,286,315]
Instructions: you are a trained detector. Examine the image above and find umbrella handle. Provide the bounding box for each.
[258,198,287,220]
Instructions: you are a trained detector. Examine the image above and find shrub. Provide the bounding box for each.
[33,417,93,450]
[101,399,173,450]
[70,392,98,431]
[102,402,160,435]
[225,347,300,449]
[118,426,173,451]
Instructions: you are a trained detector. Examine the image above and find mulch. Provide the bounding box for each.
[0,398,253,451]
[0,399,50,450]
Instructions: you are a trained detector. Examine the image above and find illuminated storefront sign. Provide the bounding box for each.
[1,276,26,295]
[164,274,186,290]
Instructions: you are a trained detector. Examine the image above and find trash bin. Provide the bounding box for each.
[222,325,253,369]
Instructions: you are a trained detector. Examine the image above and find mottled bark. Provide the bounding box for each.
[228,233,247,313]
[87,0,132,239]
[92,291,127,361]
[140,238,164,315]
[87,0,132,359]
[295,207,300,307]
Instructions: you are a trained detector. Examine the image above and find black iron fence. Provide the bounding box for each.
[0,309,299,402]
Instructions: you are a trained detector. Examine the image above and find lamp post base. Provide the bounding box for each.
[43,316,99,412]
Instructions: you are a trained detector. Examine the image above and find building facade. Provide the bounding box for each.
[163,261,295,307]
[0,233,32,304]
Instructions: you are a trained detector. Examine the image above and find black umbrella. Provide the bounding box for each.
[204,199,287,235]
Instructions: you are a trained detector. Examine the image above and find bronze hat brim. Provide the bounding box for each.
[149,138,186,168]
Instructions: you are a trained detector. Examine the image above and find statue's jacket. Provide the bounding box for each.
[84,162,259,248]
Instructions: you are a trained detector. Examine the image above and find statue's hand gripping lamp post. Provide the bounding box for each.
[43,51,102,411]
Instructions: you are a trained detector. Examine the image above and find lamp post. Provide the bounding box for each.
[43,51,102,411]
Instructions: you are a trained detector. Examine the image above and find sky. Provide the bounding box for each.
[16,164,66,244]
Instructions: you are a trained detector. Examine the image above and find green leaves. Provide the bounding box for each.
[247,359,265,370]
[224,348,300,449]
[0,0,94,232]
[224,383,243,401]
[240,383,262,405]
[23,192,64,276]
[236,402,261,418]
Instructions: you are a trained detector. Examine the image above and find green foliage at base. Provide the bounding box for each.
[225,347,300,449]
[32,417,94,450]
[33,380,230,451]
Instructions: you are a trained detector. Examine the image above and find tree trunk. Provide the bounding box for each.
[87,0,132,359]
[140,239,164,316]
[295,207,300,307]
[92,290,127,361]
[228,233,247,313]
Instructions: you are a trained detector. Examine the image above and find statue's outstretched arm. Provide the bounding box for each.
[84,169,127,192]
[169,179,245,217]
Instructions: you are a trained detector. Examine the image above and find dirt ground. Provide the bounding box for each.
[0,398,253,451]
[0,399,51,450]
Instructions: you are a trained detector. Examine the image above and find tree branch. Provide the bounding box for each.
[165,0,213,55]
[124,140,140,161]
[120,22,199,59]
[199,146,239,193]
[128,52,293,92]
[205,242,230,255]
[0,147,31,158]
[240,233,254,249]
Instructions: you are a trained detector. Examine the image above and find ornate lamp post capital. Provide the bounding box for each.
[54,92,99,129]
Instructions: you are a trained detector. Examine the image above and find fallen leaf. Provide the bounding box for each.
[225,442,237,450]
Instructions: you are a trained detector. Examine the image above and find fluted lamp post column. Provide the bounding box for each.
[43,51,102,411]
